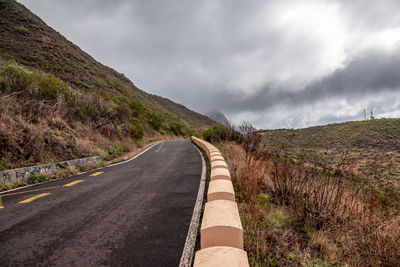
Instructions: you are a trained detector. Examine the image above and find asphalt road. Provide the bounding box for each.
[0,140,203,266]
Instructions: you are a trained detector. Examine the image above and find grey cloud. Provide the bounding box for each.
[17,0,400,129]
[173,49,400,113]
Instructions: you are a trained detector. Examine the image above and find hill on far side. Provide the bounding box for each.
[260,118,400,151]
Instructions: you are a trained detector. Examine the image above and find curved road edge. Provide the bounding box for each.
[179,144,206,267]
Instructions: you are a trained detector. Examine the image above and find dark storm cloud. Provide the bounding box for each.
[213,50,400,112]
[17,0,400,128]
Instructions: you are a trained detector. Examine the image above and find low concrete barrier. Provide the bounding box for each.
[208,180,235,202]
[191,136,249,266]
[210,167,231,181]
[206,149,219,158]
[209,151,222,156]
[201,200,243,249]
[210,155,225,162]
[193,246,249,267]
[211,160,228,169]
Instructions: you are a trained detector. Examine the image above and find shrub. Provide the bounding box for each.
[28,173,48,184]
[129,118,144,140]
[0,158,14,171]
[203,125,243,143]
[0,65,31,93]
[77,99,100,120]
[0,52,14,62]
[37,73,68,100]
[101,143,124,161]
[14,25,29,35]
[128,98,145,117]
[113,103,132,123]
[0,65,74,103]
[146,112,163,131]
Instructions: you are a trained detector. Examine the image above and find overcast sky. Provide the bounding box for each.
[18,0,400,129]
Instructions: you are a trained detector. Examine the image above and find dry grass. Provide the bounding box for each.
[218,139,400,266]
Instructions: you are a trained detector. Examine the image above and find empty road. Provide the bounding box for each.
[0,140,202,266]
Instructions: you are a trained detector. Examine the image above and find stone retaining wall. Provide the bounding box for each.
[0,156,101,187]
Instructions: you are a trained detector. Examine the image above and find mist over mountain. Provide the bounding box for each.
[206,110,229,126]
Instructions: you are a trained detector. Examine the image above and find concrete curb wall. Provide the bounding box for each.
[191,136,249,267]
[208,179,235,202]
[0,156,101,187]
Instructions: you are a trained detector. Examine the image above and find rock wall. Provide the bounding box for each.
[0,156,101,187]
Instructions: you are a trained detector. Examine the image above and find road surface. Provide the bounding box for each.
[0,140,202,266]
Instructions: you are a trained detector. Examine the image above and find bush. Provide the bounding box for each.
[112,103,131,123]
[0,52,14,62]
[77,99,100,120]
[101,143,124,161]
[0,65,31,93]
[28,173,48,184]
[129,118,144,140]
[0,158,14,171]
[14,25,29,35]
[146,112,163,131]
[203,125,243,143]
[0,65,74,103]
[37,73,69,100]
[128,98,145,117]
[168,121,192,136]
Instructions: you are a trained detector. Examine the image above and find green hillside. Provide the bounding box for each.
[0,0,217,170]
[260,118,400,151]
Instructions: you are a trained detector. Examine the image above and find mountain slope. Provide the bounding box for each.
[0,0,217,170]
[0,0,216,129]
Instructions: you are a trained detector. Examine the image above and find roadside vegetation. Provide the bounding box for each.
[209,121,400,266]
[0,64,193,171]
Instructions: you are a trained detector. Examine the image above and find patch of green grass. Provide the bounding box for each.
[28,173,48,184]
[101,143,125,161]
[0,158,14,171]
[0,65,73,102]
[1,181,28,191]
[0,52,14,62]
[14,25,29,35]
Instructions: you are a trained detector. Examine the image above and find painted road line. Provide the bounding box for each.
[107,141,161,167]
[155,142,164,152]
[0,186,60,197]
[90,172,103,176]
[0,197,4,209]
[19,193,50,204]
[63,180,84,187]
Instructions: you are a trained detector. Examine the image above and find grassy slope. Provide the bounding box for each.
[0,0,217,170]
[260,118,400,151]
[0,0,216,130]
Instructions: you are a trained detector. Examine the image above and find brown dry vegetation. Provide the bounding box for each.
[218,131,400,266]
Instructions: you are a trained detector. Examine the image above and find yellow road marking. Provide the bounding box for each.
[63,180,84,187]
[19,193,50,204]
[1,186,60,197]
[0,197,4,209]
[90,171,103,176]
